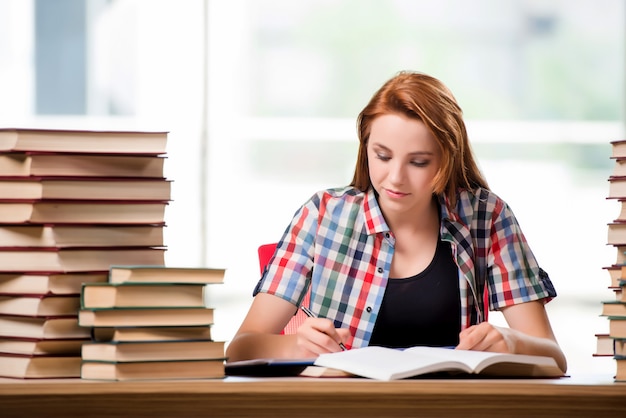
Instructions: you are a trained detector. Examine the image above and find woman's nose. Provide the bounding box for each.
[388,161,405,185]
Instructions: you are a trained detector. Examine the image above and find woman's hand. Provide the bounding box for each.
[456,322,515,353]
[454,302,567,373]
[294,317,351,357]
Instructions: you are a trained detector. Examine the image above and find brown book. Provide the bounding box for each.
[0,177,171,201]
[0,153,165,178]
[0,316,90,339]
[605,265,622,288]
[82,340,225,362]
[619,278,626,302]
[602,300,626,317]
[616,358,626,382]
[608,177,626,199]
[0,247,165,273]
[617,338,626,357]
[0,201,167,224]
[108,266,225,285]
[607,222,626,245]
[0,272,108,295]
[611,140,626,159]
[593,333,614,357]
[80,359,225,381]
[613,200,626,223]
[609,317,626,338]
[0,353,82,378]
[0,295,80,317]
[92,326,213,343]
[612,159,626,177]
[78,307,214,327]
[0,128,167,154]
[81,283,206,309]
[0,337,87,355]
[615,246,626,265]
[0,225,164,248]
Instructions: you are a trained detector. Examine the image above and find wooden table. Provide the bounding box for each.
[1,375,624,417]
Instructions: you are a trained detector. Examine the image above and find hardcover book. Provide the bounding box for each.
[108,266,225,285]
[0,353,81,378]
[0,153,165,178]
[0,273,109,295]
[81,283,207,309]
[0,316,90,339]
[0,247,165,272]
[80,358,225,381]
[0,225,164,248]
[0,337,88,356]
[78,307,214,327]
[92,326,213,342]
[313,346,564,380]
[0,177,171,201]
[0,200,167,224]
[81,340,224,362]
[0,128,167,155]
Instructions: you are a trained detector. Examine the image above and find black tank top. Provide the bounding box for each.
[368,239,461,348]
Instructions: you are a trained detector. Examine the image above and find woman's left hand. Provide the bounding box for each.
[455,322,516,353]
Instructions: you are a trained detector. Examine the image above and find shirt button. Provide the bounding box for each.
[377,267,383,273]
[385,232,390,239]
[366,306,372,313]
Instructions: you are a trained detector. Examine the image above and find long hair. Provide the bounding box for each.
[350,71,488,206]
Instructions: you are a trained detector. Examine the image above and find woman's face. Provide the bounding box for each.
[367,113,441,218]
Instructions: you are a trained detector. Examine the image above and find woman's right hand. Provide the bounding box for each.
[226,293,351,362]
[294,317,351,357]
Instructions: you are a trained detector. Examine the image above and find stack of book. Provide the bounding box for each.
[600,139,626,382]
[0,128,169,379]
[78,266,226,380]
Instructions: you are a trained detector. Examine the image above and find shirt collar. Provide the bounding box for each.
[362,188,390,235]
[362,189,464,236]
[438,192,458,223]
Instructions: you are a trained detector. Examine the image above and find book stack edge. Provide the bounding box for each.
[599,139,626,382]
[78,266,227,381]
[0,128,169,379]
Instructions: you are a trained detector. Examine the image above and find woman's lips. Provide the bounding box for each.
[384,188,408,198]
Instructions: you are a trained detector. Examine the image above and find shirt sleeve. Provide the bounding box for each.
[253,193,320,306]
[486,199,557,310]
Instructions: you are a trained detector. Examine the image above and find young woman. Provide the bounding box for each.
[226,71,567,373]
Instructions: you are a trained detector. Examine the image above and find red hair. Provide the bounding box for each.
[350,71,488,205]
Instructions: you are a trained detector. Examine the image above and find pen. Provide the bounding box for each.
[300,305,347,351]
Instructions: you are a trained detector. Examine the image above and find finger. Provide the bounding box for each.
[336,328,351,348]
[298,318,344,354]
[310,321,347,351]
[458,323,507,352]
[456,324,490,351]
[455,325,480,350]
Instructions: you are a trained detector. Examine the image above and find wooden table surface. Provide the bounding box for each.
[1,374,625,417]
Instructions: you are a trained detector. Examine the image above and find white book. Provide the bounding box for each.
[313,346,563,380]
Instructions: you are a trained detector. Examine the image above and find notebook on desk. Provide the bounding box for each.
[225,358,315,377]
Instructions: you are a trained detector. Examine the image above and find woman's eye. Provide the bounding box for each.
[376,153,390,161]
[411,160,428,167]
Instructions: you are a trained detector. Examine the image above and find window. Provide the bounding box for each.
[0,0,623,375]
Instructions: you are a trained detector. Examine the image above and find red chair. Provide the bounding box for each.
[257,243,309,334]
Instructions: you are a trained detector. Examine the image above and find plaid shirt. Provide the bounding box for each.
[255,186,556,349]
